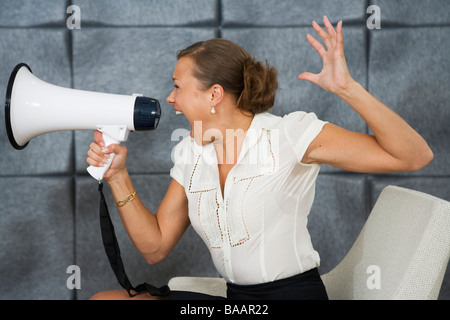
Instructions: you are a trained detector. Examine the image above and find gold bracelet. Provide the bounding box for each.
[114,191,137,208]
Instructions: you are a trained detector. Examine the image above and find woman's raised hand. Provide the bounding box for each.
[298,16,355,95]
[86,130,128,182]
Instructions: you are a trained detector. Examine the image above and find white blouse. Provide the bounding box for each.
[170,111,328,285]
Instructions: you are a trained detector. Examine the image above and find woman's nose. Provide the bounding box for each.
[166,89,175,105]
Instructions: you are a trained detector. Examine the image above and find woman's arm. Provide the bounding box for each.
[87,131,190,265]
[299,17,433,172]
[107,171,189,265]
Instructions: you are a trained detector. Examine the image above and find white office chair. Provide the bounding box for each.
[168,186,450,299]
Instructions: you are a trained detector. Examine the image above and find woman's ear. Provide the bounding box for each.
[210,84,224,105]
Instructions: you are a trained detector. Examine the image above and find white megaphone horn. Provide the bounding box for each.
[5,63,161,181]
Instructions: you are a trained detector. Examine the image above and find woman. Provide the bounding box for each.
[88,17,433,300]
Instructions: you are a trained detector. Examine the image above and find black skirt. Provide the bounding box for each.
[165,268,328,300]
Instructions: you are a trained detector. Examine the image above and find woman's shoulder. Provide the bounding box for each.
[282,110,319,122]
[257,110,323,130]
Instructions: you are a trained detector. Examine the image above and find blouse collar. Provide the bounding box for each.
[188,112,280,193]
[192,112,279,161]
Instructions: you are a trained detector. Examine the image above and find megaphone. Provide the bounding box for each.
[5,63,161,181]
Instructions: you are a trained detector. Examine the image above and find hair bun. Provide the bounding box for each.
[238,57,278,114]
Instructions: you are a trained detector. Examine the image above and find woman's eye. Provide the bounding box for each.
[174,84,179,89]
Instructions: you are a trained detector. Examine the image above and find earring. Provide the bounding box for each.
[210,105,216,114]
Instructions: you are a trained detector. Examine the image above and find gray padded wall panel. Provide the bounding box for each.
[368,27,450,176]
[308,174,368,274]
[222,0,366,26]
[0,177,73,300]
[0,0,67,27]
[73,0,219,26]
[372,0,450,25]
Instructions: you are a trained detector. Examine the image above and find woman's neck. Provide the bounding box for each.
[212,110,254,165]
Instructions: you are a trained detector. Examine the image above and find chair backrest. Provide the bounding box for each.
[321,185,450,300]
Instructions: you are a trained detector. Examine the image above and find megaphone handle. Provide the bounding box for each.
[87,132,120,181]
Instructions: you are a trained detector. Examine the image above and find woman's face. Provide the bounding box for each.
[167,57,215,144]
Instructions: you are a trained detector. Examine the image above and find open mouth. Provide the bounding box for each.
[173,108,193,137]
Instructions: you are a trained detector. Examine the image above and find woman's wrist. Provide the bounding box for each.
[106,168,138,205]
[334,79,362,100]
[106,168,129,187]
